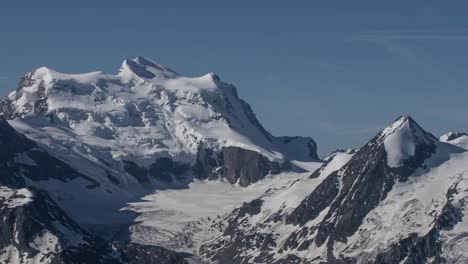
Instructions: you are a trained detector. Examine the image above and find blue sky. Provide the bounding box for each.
[1,0,468,156]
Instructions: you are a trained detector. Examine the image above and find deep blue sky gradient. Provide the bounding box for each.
[1,0,468,155]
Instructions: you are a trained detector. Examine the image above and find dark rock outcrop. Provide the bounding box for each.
[195,145,292,187]
[113,242,188,264]
[221,146,291,186]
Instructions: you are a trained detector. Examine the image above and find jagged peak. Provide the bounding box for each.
[119,56,179,81]
[18,58,223,94]
[377,116,435,143]
[380,116,412,136]
[132,56,177,73]
[374,116,436,168]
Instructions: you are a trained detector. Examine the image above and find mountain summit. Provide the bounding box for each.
[119,56,180,81]
[0,57,319,222]
[1,57,318,164]
[374,116,437,168]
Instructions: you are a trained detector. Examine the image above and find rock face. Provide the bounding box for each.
[200,116,468,264]
[221,146,291,186]
[112,242,188,264]
[195,146,292,186]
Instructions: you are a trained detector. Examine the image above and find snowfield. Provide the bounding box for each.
[0,187,34,208]
[124,162,322,253]
[5,56,304,166]
[0,56,319,225]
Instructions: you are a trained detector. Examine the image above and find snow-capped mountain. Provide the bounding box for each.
[0,57,317,188]
[199,116,468,264]
[0,57,319,224]
[0,57,320,263]
[1,58,467,264]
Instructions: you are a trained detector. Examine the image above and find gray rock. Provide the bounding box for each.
[195,145,292,187]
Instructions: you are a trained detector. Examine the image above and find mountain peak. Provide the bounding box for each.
[377,116,436,167]
[119,56,179,81]
[1,56,317,171]
[378,116,433,141]
[380,115,412,135]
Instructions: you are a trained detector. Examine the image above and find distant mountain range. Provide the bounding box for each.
[0,57,466,264]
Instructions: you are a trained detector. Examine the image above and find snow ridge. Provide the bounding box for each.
[1,57,318,170]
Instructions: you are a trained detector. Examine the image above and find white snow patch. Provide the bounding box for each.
[0,187,34,208]
[384,121,417,167]
[382,117,434,167]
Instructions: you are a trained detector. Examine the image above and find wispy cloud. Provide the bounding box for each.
[347,30,468,70]
[347,30,468,91]
[352,32,468,42]
[371,38,422,65]
[339,125,384,136]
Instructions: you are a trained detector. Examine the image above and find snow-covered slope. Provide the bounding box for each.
[124,165,321,253]
[440,132,468,150]
[0,57,320,222]
[1,56,317,167]
[199,116,468,264]
[0,116,191,264]
[0,57,322,263]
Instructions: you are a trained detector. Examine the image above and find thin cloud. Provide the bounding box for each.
[339,125,384,136]
[348,30,468,90]
[346,31,468,69]
[349,30,468,60]
[348,28,468,42]
[354,33,468,42]
[372,38,422,65]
